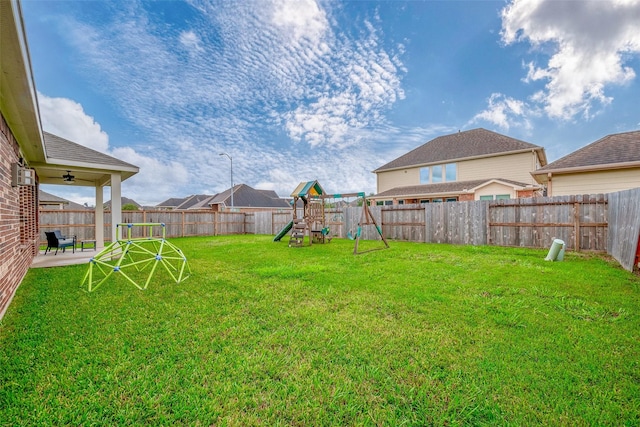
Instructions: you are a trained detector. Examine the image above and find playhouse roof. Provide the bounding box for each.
[291,181,325,197]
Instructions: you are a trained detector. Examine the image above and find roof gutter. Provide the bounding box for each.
[531,160,640,176]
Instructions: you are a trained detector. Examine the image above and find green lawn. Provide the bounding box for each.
[1,235,639,426]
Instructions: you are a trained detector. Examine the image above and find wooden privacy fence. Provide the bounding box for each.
[607,188,640,271]
[488,195,608,251]
[39,190,640,271]
[380,194,608,251]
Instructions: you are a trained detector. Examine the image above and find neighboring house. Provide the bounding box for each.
[39,190,87,210]
[531,130,640,197]
[207,184,291,212]
[154,185,290,212]
[155,197,186,210]
[177,194,215,210]
[371,128,547,204]
[155,195,213,210]
[104,197,142,210]
[0,1,139,319]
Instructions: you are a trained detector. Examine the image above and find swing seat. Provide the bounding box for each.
[347,227,361,240]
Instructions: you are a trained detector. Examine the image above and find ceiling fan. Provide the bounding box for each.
[62,170,75,184]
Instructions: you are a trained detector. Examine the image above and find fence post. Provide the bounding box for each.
[486,202,491,245]
[574,201,580,251]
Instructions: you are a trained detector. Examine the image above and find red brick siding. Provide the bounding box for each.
[0,113,39,319]
[458,194,475,202]
[516,189,536,198]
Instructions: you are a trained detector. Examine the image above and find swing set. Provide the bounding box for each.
[328,191,390,254]
[274,181,389,254]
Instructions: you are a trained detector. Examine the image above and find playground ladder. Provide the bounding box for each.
[289,219,307,247]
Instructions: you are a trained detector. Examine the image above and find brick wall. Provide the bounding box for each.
[516,189,537,198]
[0,113,39,320]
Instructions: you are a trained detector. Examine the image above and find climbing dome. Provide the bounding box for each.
[83,223,190,292]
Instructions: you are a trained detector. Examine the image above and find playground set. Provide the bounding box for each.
[82,223,191,292]
[273,180,389,254]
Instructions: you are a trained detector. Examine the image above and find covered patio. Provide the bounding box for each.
[31,131,139,252]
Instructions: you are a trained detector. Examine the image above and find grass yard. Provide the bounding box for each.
[1,235,639,426]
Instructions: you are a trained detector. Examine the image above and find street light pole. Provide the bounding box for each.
[219,153,233,209]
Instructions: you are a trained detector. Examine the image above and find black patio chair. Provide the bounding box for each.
[44,231,76,255]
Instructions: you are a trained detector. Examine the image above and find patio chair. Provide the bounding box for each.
[44,231,76,255]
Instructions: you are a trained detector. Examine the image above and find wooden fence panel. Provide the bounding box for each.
[608,188,640,271]
[253,212,270,235]
[272,212,292,236]
[40,209,95,242]
[487,195,608,250]
[382,205,425,242]
[40,192,632,266]
[324,207,344,239]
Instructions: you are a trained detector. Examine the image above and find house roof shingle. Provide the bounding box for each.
[39,190,87,209]
[374,128,544,172]
[43,132,138,169]
[209,184,290,209]
[177,194,215,210]
[156,197,186,208]
[534,129,640,174]
[104,197,142,209]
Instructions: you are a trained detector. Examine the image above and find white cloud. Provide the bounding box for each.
[110,146,190,200]
[38,93,190,206]
[471,93,536,131]
[42,0,409,202]
[179,30,204,54]
[271,0,328,44]
[501,0,640,120]
[37,93,110,153]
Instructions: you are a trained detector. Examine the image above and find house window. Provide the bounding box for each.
[496,194,510,200]
[445,163,456,182]
[420,167,430,184]
[384,200,393,206]
[376,201,384,206]
[420,199,429,204]
[432,165,443,183]
[480,195,494,201]
[446,197,458,202]
[419,163,455,184]
[432,198,443,203]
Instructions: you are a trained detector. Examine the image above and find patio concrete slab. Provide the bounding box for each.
[31,249,96,268]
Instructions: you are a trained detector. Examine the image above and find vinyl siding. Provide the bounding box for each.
[474,182,516,200]
[377,168,420,193]
[458,152,538,184]
[376,151,539,193]
[549,168,640,196]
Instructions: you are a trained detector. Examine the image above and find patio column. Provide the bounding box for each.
[111,173,122,243]
[95,184,104,249]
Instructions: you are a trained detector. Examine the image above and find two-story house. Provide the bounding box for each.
[371,128,547,204]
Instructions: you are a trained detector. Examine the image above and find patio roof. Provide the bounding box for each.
[0,0,45,164]
[31,132,139,186]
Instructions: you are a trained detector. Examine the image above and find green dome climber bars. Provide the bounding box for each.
[83,223,191,292]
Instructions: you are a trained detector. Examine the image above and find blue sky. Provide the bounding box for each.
[22,0,640,206]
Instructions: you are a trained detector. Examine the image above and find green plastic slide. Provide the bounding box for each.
[273,220,294,242]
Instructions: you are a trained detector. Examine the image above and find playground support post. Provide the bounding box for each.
[353,198,390,255]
